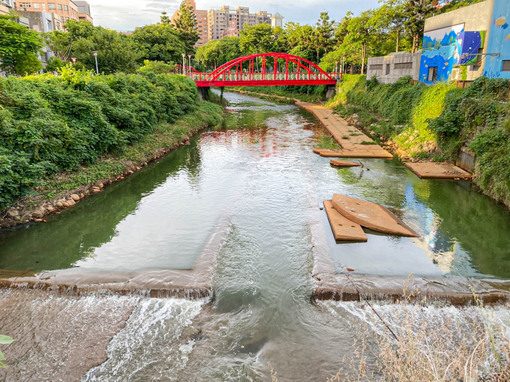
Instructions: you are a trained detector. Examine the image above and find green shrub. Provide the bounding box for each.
[0,71,200,209]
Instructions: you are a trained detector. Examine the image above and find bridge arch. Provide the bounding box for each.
[190,53,339,87]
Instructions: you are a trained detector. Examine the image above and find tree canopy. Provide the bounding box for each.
[0,14,42,75]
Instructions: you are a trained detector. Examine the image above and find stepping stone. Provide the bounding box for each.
[330,160,361,168]
[332,194,419,237]
[324,201,367,242]
[313,148,393,159]
[405,162,472,180]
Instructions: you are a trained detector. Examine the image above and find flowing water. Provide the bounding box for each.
[0,92,510,381]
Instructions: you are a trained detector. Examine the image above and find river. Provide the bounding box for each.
[0,92,509,381]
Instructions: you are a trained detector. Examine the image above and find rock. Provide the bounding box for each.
[67,199,76,206]
[6,208,19,219]
[62,202,70,208]
[80,193,85,198]
[56,202,63,208]
[98,183,104,189]
[71,194,80,201]
[46,205,55,213]
[32,207,46,219]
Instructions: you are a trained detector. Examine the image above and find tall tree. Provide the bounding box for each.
[343,10,381,75]
[0,14,42,75]
[132,23,186,63]
[314,12,334,63]
[402,0,437,53]
[173,1,199,54]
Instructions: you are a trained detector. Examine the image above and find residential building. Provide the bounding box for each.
[367,52,421,84]
[271,12,284,29]
[419,0,510,84]
[15,1,80,24]
[74,0,92,23]
[17,10,57,64]
[207,5,273,41]
[171,0,208,46]
[0,0,15,15]
[172,2,280,46]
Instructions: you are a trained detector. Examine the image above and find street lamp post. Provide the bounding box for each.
[182,53,186,76]
[92,51,99,75]
[188,54,192,76]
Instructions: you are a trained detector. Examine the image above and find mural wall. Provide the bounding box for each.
[419,24,465,84]
[483,0,510,79]
[460,31,486,65]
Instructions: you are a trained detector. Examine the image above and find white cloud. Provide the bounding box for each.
[87,0,379,31]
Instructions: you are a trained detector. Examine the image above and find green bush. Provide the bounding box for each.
[0,70,199,209]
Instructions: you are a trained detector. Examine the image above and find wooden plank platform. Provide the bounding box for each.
[324,201,367,242]
[405,162,472,180]
[332,194,419,237]
[330,160,361,168]
[314,148,394,159]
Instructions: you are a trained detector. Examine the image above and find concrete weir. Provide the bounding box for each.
[0,218,232,299]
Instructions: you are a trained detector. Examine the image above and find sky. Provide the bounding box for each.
[86,0,380,31]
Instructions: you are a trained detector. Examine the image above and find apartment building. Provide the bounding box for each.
[207,5,276,41]
[74,0,92,23]
[0,0,15,15]
[171,0,208,46]
[16,0,79,23]
[172,1,282,46]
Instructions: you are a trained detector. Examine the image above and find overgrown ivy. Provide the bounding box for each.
[0,69,199,209]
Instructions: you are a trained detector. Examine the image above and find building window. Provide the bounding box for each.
[502,60,510,72]
[57,4,62,10]
[428,66,438,82]
[63,5,68,11]
[33,3,40,8]
[369,64,383,70]
[48,3,55,9]
[394,62,413,69]
[386,64,391,75]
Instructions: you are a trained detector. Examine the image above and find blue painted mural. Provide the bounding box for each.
[419,24,464,84]
[460,31,485,65]
[483,0,510,79]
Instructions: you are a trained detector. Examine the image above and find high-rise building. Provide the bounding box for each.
[0,0,15,15]
[171,0,208,47]
[172,1,281,46]
[15,1,80,23]
[74,1,92,23]
[271,12,284,29]
[207,5,274,42]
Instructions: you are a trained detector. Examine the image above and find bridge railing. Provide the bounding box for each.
[189,72,343,82]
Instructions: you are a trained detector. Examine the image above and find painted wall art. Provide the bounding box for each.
[419,24,465,84]
[483,0,510,79]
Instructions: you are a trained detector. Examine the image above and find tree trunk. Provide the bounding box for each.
[411,33,419,54]
[395,29,400,52]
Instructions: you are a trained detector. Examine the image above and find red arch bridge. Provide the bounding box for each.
[183,53,341,88]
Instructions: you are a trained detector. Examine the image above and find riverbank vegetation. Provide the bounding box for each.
[0,68,222,212]
[329,75,510,207]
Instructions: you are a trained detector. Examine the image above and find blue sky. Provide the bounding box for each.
[86,0,380,31]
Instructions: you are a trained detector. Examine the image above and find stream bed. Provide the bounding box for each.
[0,92,509,381]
